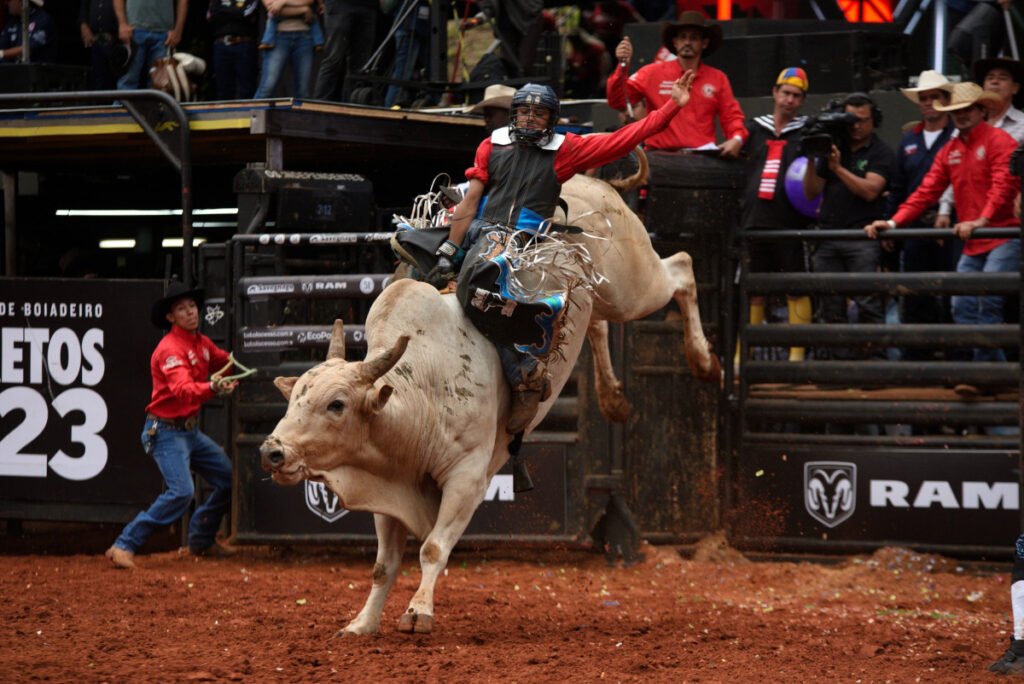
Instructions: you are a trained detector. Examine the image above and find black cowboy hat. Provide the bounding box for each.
[972,57,1024,108]
[661,11,723,58]
[151,280,204,329]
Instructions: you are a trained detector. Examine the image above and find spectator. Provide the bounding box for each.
[584,0,642,57]
[105,281,237,569]
[478,0,544,78]
[564,26,610,100]
[607,12,747,156]
[114,0,187,89]
[257,4,323,51]
[1,0,57,63]
[207,0,260,99]
[384,0,433,108]
[80,0,121,87]
[253,0,316,99]
[947,0,1014,79]
[462,82,514,133]
[739,67,813,363]
[937,59,1024,242]
[803,93,895,357]
[886,70,958,362]
[866,83,1019,395]
[313,0,377,101]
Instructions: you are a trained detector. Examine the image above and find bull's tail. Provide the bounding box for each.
[605,146,649,192]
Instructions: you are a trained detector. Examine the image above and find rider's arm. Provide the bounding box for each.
[448,179,484,246]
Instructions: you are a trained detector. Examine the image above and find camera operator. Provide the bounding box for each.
[802,93,895,356]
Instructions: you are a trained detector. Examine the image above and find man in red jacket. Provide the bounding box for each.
[865,82,1020,395]
[606,11,746,156]
[105,281,238,569]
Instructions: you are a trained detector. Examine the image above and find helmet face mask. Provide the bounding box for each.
[510,83,559,146]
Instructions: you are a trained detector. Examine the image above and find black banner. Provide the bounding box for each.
[737,445,1020,550]
[0,279,165,518]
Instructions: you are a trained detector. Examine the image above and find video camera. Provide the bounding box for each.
[798,99,859,159]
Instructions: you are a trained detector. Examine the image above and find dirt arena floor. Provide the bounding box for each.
[0,525,1016,682]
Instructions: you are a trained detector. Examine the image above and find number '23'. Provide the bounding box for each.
[0,386,107,480]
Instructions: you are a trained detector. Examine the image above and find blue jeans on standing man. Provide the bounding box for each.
[117,28,168,90]
[951,238,1021,362]
[112,417,232,553]
[253,29,314,99]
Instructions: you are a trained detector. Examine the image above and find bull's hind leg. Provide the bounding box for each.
[587,319,631,423]
[336,513,407,637]
[399,461,489,634]
[663,251,721,384]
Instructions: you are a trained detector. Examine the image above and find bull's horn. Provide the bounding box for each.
[327,319,346,360]
[360,335,410,384]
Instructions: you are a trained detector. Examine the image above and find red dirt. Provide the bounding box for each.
[0,531,1014,682]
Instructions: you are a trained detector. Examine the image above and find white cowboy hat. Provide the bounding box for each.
[463,84,515,115]
[900,70,954,103]
[933,81,1004,112]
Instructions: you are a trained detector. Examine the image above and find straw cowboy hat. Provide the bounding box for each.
[900,70,954,103]
[151,280,204,329]
[933,81,1004,112]
[463,84,515,115]
[661,11,723,58]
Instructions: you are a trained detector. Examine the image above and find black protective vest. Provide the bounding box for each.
[480,135,562,232]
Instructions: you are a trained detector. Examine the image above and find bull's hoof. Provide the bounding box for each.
[598,386,631,423]
[398,610,434,634]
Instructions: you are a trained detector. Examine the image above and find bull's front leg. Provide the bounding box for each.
[336,513,407,637]
[398,463,489,634]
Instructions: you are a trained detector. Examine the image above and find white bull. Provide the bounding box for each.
[259,172,721,637]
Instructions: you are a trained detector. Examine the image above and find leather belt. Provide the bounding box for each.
[217,35,253,45]
[146,412,199,430]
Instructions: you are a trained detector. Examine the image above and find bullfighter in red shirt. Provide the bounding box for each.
[105,281,239,569]
[606,11,747,156]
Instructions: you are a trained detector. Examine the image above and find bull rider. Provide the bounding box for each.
[438,74,695,436]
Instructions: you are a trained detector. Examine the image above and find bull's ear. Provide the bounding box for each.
[371,384,394,413]
[273,376,299,400]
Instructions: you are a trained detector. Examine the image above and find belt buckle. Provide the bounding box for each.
[184,416,198,430]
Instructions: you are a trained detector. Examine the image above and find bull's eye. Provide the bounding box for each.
[327,399,345,413]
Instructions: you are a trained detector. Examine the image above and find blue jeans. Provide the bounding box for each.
[113,417,232,553]
[384,28,434,107]
[951,238,1021,362]
[212,40,258,99]
[117,28,167,90]
[253,29,314,99]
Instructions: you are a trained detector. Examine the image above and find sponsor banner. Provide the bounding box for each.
[738,445,1020,548]
[240,444,567,539]
[0,279,165,509]
[241,325,366,351]
[234,232,395,246]
[240,275,391,300]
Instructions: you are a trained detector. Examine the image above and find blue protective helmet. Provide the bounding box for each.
[510,83,559,146]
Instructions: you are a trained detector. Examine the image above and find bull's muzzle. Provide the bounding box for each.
[260,435,285,471]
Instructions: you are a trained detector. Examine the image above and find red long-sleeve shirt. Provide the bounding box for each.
[891,121,1019,256]
[146,324,230,419]
[606,60,746,151]
[466,96,683,186]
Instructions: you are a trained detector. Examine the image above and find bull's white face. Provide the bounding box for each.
[259,326,408,487]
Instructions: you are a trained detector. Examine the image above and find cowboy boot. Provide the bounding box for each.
[507,363,550,435]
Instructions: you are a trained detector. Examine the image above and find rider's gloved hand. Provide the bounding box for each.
[427,239,462,289]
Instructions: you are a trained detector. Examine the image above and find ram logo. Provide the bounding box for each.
[804,461,856,528]
[304,481,348,523]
